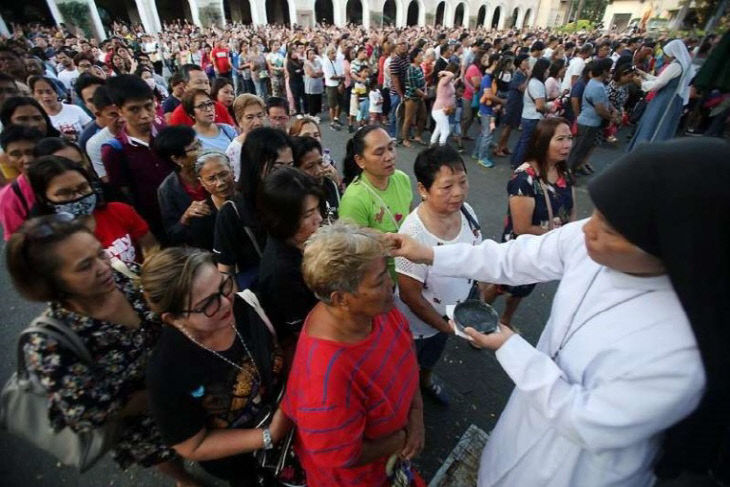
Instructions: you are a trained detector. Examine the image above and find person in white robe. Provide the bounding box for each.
[387,138,730,486]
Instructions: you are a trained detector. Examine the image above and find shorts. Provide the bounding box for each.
[414,332,449,370]
[499,283,536,298]
[349,93,360,117]
[326,86,340,110]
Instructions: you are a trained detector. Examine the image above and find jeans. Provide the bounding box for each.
[389,93,401,139]
[473,115,493,160]
[253,78,268,100]
[430,109,451,145]
[510,118,539,168]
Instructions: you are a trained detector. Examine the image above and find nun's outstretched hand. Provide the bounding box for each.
[384,233,434,265]
[464,325,515,351]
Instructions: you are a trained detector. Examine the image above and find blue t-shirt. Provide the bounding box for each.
[478,73,494,117]
[198,124,237,152]
[577,79,608,127]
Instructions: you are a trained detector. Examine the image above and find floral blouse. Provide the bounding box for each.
[502,163,574,242]
[22,265,174,468]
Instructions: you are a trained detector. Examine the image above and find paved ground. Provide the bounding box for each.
[0,122,716,486]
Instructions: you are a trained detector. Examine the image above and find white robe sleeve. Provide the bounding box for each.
[641,63,682,92]
[430,219,581,285]
[495,332,705,451]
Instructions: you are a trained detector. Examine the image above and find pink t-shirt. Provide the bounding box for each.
[0,174,36,240]
[432,73,456,111]
[463,63,483,101]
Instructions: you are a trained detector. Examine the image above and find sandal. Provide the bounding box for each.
[422,379,450,406]
[493,149,507,157]
[402,140,412,148]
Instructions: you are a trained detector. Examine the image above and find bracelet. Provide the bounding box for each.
[262,427,273,450]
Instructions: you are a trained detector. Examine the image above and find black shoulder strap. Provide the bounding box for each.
[460,205,480,233]
[11,180,29,214]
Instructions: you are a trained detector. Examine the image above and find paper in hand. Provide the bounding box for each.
[445,305,474,341]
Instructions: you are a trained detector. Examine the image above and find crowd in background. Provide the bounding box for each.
[0,16,728,487]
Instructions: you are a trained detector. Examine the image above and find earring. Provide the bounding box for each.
[421,194,427,200]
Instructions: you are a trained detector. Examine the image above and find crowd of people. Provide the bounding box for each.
[0,16,728,487]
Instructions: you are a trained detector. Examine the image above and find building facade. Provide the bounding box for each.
[1,0,545,39]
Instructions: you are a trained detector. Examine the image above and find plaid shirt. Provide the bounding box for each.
[405,64,425,99]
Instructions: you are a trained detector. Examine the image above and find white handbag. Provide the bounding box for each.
[0,315,119,472]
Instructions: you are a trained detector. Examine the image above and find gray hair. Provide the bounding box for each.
[302,221,387,304]
[194,150,231,176]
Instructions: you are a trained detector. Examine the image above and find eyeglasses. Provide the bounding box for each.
[181,273,234,317]
[52,182,92,201]
[194,100,215,111]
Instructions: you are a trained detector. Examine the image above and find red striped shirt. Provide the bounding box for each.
[282,306,418,486]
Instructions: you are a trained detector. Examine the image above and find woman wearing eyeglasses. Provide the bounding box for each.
[154,126,234,250]
[182,89,237,153]
[6,215,199,485]
[141,247,289,487]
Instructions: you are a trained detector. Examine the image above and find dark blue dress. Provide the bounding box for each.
[628,63,684,152]
[504,70,527,128]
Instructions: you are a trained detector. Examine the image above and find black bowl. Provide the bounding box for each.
[453,300,499,334]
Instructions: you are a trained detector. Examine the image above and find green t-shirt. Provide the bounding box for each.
[339,170,413,279]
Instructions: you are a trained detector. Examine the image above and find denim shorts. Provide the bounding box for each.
[414,332,449,370]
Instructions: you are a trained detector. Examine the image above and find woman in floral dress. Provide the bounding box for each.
[484,118,576,326]
[6,215,199,485]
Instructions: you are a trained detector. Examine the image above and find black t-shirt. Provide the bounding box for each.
[257,237,317,343]
[147,297,283,477]
[162,95,181,114]
[321,178,340,224]
[213,197,266,271]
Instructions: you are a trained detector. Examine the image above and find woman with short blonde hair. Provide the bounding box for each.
[282,221,425,486]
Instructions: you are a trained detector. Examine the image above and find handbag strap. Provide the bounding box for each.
[359,179,401,230]
[224,200,263,258]
[16,314,93,379]
[237,290,277,340]
[538,179,555,230]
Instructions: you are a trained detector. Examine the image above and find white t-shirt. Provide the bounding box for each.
[561,56,586,92]
[85,126,115,178]
[369,90,383,113]
[225,138,243,182]
[49,103,92,142]
[57,68,80,91]
[522,78,546,120]
[395,203,482,339]
[321,57,344,87]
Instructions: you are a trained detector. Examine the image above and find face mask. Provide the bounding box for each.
[52,192,97,216]
[144,78,156,89]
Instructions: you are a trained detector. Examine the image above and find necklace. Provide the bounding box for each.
[180,323,260,379]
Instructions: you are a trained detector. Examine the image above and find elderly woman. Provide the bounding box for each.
[6,215,197,484]
[388,137,730,487]
[282,222,425,486]
[141,247,288,486]
[395,145,481,406]
[226,94,266,181]
[155,126,234,250]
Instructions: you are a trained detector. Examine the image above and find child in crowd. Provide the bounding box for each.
[450,81,465,151]
[369,80,384,125]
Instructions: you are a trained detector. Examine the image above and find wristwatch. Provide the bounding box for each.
[262,427,273,450]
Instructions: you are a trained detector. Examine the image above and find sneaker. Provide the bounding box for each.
[422,378,450,406]
[476,158,495,168]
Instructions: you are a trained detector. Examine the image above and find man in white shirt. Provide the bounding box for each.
[322,46,345,129]
[85,87,125,181]
[55,49,80,93]
[561,43,593,93]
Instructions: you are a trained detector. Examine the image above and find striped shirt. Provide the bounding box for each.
[389,54,409,96]
[282,306,419,486]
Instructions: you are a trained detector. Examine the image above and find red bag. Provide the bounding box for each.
[570,120,578,136]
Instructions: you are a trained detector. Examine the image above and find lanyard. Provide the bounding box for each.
[359,177,401,230]
[551,267,655,360]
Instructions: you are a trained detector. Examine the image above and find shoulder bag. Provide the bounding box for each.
[0,315,120,472]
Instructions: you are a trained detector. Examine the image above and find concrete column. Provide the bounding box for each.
[188,0,203,26]
[253,0,268,24]
[0,12,10,37]
[84,0,107,39]
[45,0,65,26]
[396,0,405,26]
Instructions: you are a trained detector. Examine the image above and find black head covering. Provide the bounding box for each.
[589,138,730,478]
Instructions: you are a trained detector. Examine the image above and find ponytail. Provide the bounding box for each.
[342,125,380,186]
